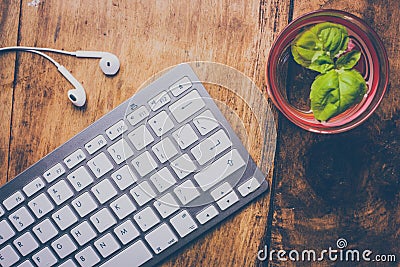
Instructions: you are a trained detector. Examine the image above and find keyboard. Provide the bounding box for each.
[0,63,268,267]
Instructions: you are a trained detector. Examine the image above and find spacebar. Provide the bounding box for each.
[100,240,153,267]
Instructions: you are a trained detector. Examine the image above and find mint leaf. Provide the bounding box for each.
[308,53,335,73]
[336,50,361,70]
[310,69,367,121]
[291,22,349,70]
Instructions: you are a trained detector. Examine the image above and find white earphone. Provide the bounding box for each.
[0,46,120,107]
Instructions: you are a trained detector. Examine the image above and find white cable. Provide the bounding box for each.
[25,50,61,67]
[0,46,76,56]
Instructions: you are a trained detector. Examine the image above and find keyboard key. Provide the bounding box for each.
[131,151,157,177]
[23,177,45,197]
[216,190,239,211]
[170,210,198,237]
[150,167,176,193]
[13,232,39,256]
[107,139,134,164]
[134,206,160,232]
[191,129,232,165]
[169,90,205,123]
[126,105,149,126]
[114,220,140,245]
[171,154,197,179]
[152,138,178,164]
[94,233,121,258]
[0,245,20,267]
[70,221,97,246]
[75,246,100,267]
[87,152,114,178]
[32,247,58,267]
[28,193,54,218]
[67,166,94,192]
[196,205,219,224]
[193,110,219,135]
[17,260,34,267]
[110,194,136,219]
[169,76,192,96]
[0,205,4,217]
[173,180,200,205]
[194,149,246,191]
[85,135,107,155]
[51,234,77,259]
[58,259,77,267]
[130,181,156,206]
[210,182,233,201]
[91,179,117,204]
[172,124,198,149]
[3,190,25,210]
[111,165,137,190]
[128,125,154,151]
[145,223,178,254]
[52,205,78,230]
[148,91,171,111]
[148,111,174,136]
[9,206,35,231]
[99,240,152,267]
[64,149,86,169]
[238,177,261,197]
[72,192,98,217]
[43,163,65,183]
[153,193,179,219]
[0,220,15,245]
[90,208,117,233]
[48,180,74,205]
[106,120,127,140]
[33,219,58,243]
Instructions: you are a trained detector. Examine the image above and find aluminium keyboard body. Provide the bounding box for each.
[0,63,268,267]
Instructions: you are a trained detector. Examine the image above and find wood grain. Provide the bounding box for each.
[269,1,400,266]
[0,0,20,185]
[2,1,398,267]
[2,0,287,266]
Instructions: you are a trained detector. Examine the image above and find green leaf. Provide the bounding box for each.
[310,69,367,121]
[309,22,349,57]
[291,22,349,70]
[291,29,323,68]
[336,50,361,70]
[308,53,335,73]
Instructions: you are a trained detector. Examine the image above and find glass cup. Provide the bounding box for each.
[266,9,389,134]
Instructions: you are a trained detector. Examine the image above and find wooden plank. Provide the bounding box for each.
[5,0,288,266]
[0,0,21,185]
[270,0,400,266]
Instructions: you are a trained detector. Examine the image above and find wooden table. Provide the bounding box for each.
[1,0,399,266]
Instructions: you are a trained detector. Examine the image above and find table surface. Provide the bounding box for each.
[1,0,399,266]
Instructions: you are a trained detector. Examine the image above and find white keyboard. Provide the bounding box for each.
[0,64,268,267]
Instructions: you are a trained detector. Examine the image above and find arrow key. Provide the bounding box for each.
[210,182,232,201]
[196,205,219,224]
[237,177,261,197]
[216,191,239,211]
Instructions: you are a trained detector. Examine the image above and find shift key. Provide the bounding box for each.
[194,149,246,191]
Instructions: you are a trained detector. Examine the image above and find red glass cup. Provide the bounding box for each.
[266,9,389,134]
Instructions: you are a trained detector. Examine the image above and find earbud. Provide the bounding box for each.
[0,46,120,107]
[99,53,120,76]
[75,51,120,76]
[58,65,87,107]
